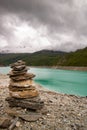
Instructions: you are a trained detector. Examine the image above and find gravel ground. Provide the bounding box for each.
[0,74,87,130]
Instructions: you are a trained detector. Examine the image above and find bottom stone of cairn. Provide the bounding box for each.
[6,96,44,110]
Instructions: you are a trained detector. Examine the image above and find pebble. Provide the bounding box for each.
[0,74,87,130]
[47,113,50,116]
[16,121,21,127]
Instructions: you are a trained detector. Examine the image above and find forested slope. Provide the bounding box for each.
[0,47,87,66]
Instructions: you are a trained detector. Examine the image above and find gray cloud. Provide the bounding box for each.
[0,0,87,52]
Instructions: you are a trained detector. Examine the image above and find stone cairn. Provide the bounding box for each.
[6,60,44,110]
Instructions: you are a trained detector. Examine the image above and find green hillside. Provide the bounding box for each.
[0,47,87,66]
[61,47,87,66]
[0,50,65,66]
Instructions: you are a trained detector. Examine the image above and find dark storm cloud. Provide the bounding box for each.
[0,0,87,52]
[0,0,78,31]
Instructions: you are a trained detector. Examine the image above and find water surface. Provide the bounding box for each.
[0,67,87,97]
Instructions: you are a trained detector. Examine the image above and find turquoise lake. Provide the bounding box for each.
[0,67,87,97]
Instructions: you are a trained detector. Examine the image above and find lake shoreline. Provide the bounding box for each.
[30,66,87,71]
[0,74,87,130]
[1,65,87,71]
[0,67,87,97]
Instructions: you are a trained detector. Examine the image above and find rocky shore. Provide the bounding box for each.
[30,66,87,72]
[0,74,87,130]
[54,66,87,71]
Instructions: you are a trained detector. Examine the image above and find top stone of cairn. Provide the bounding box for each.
[9,60,35,81]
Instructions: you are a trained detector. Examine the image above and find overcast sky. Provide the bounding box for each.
[0,0,87,53]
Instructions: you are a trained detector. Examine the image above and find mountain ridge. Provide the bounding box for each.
[0,47,87,66]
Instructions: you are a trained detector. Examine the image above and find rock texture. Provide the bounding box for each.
[6,60,44,110]
[0,74,87,130]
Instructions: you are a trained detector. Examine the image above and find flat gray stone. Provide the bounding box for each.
[0,117,11,129]
[10,60,26,68]
[6,97,44,110]
[6,108,42,122]
[10,73,35,81]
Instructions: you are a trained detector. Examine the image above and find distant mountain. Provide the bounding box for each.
[33,49,66,54]
[0,47,87,66]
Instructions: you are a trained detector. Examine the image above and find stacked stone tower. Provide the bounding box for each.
[6,60,44,110]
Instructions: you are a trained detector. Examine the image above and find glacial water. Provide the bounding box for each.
[0,67,87,97]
